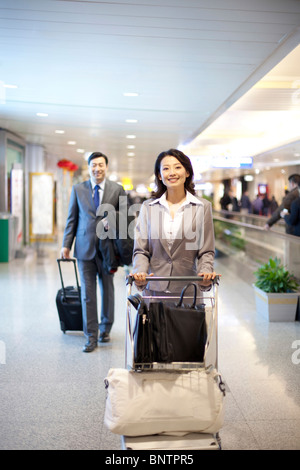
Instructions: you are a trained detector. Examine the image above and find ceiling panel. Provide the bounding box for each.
[0,0,300,186]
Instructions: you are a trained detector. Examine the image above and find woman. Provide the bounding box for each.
[131,148,217,294]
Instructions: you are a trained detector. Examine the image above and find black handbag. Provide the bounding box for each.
[130,283,207,365]
[132,298,153,364]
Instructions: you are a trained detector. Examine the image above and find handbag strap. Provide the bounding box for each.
[176,282,198,308]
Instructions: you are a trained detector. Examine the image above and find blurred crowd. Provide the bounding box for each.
[219,174,300,236]
[220,189,278,216]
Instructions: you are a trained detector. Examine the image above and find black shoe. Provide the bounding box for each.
[99,332,110,343]
[82,341,97,353]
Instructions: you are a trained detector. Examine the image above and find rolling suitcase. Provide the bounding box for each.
[56,258,83,333]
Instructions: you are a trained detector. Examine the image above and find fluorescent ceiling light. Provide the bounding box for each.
[127,152,135,157]
[77,148,85,153]
[55,130,65,134]
[127,145,135,149]
[126,135,136,139]
[3,84,18,89]
[125,119,138,123]
[67,141,76,145]
[123,92,139,97]
[36,112,48,117]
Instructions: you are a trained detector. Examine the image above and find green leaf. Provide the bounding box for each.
[254,257,299,293]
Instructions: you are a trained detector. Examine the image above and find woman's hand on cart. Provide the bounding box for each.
[131,272,154,287]
[197,271,219,287]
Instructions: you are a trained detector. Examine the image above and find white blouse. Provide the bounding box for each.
[150,191,202,250]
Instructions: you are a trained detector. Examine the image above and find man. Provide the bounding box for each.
[60,152,127,352]
[281,181,300,236]
[240,190,252,214]
[264,174,300,234]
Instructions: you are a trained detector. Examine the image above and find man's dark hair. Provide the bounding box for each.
[88,152,108,165]
[288,174,300,186]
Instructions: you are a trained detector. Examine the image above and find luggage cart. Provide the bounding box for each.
[122,275,224,451]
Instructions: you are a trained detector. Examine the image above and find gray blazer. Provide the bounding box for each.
[62,179,126,260]
[132,193,215,293]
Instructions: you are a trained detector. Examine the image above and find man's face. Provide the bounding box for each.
[88,156,108,185]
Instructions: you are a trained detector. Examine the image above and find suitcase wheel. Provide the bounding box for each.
[60,321,66,333]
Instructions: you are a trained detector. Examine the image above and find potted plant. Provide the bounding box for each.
[253,257,299,322]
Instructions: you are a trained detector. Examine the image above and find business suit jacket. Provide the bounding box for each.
[62,178,127,339]
[62,179,126,259]
[284,196,300,237]
[132,193,215,293]
[267,187,299,233]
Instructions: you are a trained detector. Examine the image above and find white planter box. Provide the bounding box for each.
[253,285,299,322]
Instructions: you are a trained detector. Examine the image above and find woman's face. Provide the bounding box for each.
[159,156,189,190]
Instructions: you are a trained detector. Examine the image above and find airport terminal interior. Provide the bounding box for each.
[1,238,300,450]
[1,0,300,451]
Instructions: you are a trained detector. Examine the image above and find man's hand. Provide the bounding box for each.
[60,247,71,259]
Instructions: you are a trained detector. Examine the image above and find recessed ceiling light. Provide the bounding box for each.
[36,112,48,117]
[77,148,85,153]
[3,84,18,89]
[127,145,135,149]
[123,92,139,97]
[126,135,136,139]
[244,175,254,182]
[127,152,135,157]
[125,119,138,123]
[55,130,65,134]
[67,141,76,145]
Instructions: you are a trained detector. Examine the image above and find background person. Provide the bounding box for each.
[281,182,300,236]
[264,174,300,234]
[240,190,252,214]
[60,152,127,352]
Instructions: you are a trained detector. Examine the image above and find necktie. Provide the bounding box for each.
[94,184,100,210]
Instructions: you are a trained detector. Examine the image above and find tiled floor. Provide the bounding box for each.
[0,243,300,450]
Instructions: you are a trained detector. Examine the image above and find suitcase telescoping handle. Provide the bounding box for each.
[126,274,220,285]
[57,258,81,300]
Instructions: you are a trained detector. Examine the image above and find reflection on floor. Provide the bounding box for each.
[0,244,300,450]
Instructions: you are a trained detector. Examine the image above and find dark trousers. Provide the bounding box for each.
[77,252,114,342]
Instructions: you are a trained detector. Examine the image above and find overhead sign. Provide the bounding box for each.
[212,156,253,169]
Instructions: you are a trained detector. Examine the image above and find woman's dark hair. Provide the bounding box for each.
[152,148,195,199]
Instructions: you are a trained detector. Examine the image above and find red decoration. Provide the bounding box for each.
[69,163,79,172]
[57,159,79,172]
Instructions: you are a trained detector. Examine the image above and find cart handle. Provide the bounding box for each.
[126,274,220,286]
